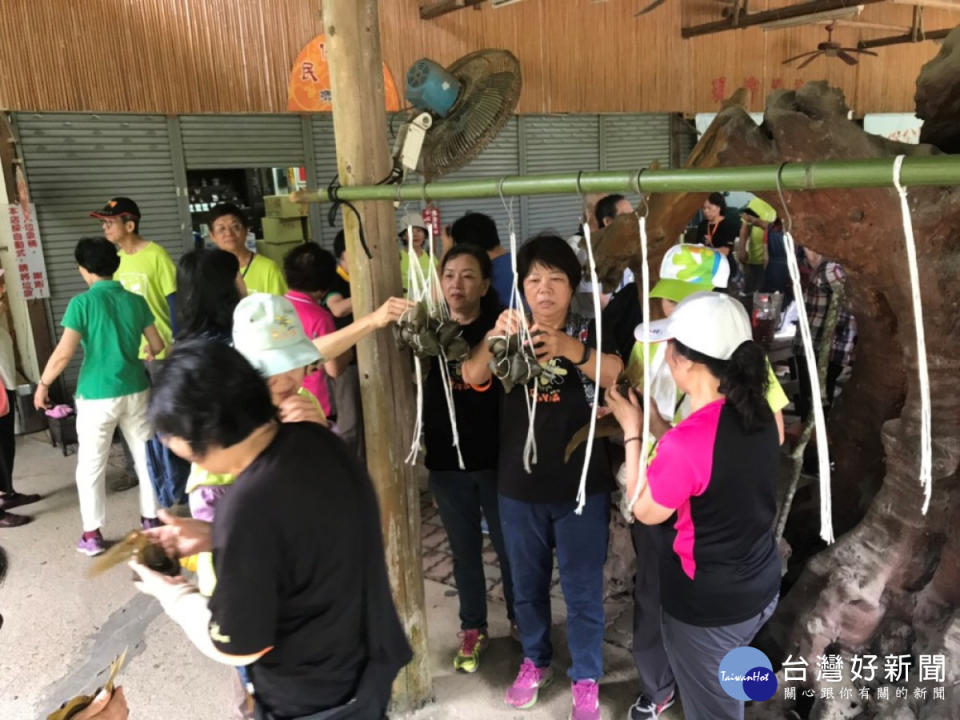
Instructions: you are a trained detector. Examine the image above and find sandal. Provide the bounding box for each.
[0,511,32,528]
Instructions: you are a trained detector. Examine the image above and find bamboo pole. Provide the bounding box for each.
[321,0,431,711]
[293,155,960,205]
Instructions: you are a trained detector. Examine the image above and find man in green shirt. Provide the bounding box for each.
[91,197,177,492]
[34,238,165,557]
[736,197,778,295]
[208,203,288,296]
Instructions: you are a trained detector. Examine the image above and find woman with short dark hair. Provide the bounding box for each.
[462,234,622,720]
[132,339,412,720]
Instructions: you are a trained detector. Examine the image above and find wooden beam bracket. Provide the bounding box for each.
[682,0,885,38]
[419,0,485,20]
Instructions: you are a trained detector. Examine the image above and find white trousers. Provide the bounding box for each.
[75,390,158,532]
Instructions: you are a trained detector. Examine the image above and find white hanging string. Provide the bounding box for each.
[404,224,425,464]
[775,179,834,544]
[499,185,539,473]
[574,222,604,514]
[626,212,652,514]
[892,155,933,514]
[404,221,466,468]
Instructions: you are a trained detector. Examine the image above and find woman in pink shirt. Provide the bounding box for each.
[283,244,342,417]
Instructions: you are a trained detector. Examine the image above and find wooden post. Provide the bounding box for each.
[321,0,432,711]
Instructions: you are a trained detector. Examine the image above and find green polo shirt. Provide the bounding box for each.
[62,280,154,400]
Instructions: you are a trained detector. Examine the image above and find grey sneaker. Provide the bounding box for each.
[628,691,675,720]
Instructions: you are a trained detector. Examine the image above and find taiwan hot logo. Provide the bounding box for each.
[719,647,778,702]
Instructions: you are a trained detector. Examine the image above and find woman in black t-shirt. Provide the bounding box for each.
[607,292,780,720]
[423,244,515,675]
[462,235,622,719]
[695,193,740,280]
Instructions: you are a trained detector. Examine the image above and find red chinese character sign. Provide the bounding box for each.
[287,34,401,112]
[6,204,49,300]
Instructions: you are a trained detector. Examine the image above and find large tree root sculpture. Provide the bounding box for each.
[596,29,960,719]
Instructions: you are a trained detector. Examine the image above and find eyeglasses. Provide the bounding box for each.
[212,223,245,236]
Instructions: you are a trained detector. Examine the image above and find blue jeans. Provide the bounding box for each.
[498,492,610,681]
[429,469,515,630]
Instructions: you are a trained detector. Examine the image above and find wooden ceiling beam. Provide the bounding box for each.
[419,0,485,20]
[682,0,886,38]
[857,26,951,47]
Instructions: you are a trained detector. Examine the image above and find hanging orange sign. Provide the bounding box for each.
[288,34,401,112]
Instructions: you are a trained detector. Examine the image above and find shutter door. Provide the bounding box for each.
[13,112,183,391]
[520,115,599,240]
[600,114,672,210]
[180,115,305,169]
[432,116,519,248]
[311,114,339,248]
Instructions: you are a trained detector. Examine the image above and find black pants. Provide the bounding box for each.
[0,390,16,493]
[630,521,675,704]
[794,357,843,423]
[429,469,515,630]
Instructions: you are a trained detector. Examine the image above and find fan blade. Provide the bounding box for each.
[635,0,665,16]
[797,53,822,70]
[857,49,878,57]
[837,50,859,66]
[782,50,819,65]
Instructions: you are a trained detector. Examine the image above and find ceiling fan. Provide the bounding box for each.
[782,23,878,68]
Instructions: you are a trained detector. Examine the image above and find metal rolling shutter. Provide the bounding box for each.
[13,112,183,391]
[600,114,673,210]
[179,114,305,169]
[310,114,340,248]
[520,115,599,240]
[432,116,519,248]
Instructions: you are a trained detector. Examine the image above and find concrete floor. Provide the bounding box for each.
[0,432,685,720]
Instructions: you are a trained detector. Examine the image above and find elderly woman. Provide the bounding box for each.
[463,234,622,720]
[207,203,287,295]
[607,292,781,720]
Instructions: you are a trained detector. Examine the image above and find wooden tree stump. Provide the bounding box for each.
[597,28,960,718]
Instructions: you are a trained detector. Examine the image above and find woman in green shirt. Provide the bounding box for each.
[34,238,166,557]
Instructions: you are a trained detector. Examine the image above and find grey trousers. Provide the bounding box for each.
[630,521,676,704]
[661,595,778,720]
[332,364,365,462]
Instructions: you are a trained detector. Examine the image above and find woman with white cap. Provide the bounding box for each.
[606,292,781,720]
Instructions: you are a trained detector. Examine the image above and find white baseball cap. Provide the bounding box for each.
[634,291,752,361]
[233,293,321,377]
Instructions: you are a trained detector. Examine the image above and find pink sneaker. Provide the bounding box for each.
[570,679,601,720]
[505,658,553,709]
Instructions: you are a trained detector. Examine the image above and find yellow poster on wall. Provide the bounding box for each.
[288,34,401,112]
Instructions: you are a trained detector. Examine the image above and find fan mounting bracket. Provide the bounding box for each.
[395,112,434,175]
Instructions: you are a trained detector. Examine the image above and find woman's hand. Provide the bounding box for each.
[129,560,190,600]
[373,297,414,328]
[529,324,580,364]
[278,395,327,426]
[73,687,129,720]
[141,509,212,558]
[606,383,643,438]
[33,382,50,411]
[492,308,526,337]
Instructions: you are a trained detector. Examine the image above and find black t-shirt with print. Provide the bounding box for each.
[208,423,411,718]
[498,313,615,503]
[423,305,503,472]
[323,272,353,330]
